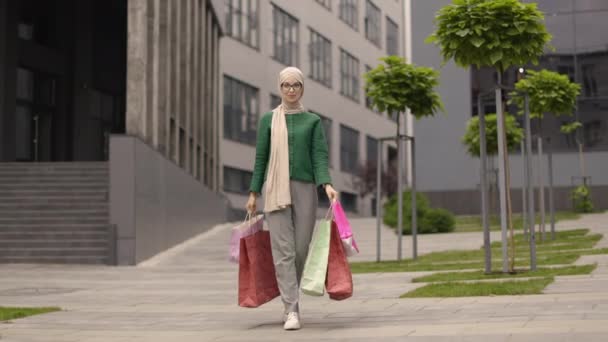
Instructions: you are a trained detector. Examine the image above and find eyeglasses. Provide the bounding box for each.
[281,82,302,91]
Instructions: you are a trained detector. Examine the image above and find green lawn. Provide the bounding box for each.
[411,264,597,283]
[454,212,581,233]
[400,277,554,298]
[350,228,606,298]
[0,307,60,321]
[350,229,603,274]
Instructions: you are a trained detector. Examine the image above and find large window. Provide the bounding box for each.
[386,16,399,55]
[340,124,360,174]
[471,1,608,152]
[309,29,332,88]
[364,65,380,113]
[315,0,332,10]
[341,191,358,212]
[339,0,359,31]
[365,0,381,48]
[223,75,259,145]
[340,49,360,102]
[225,0,259,49]
[366,135,378,166]
[313,112,333,168]
[270,94,282,110]
[223,166,253,194]
[272,5,299,66]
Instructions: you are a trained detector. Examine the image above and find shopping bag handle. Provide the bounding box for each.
[324,202,335,221]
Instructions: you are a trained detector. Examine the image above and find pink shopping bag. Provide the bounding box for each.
[229,213,264,263]
[332,201,359,257]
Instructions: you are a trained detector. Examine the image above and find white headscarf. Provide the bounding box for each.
[264,67,305,212]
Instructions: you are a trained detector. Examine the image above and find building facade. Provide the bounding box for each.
[220,0,407,217]
[0,0,228,264]
[410,0,608,214]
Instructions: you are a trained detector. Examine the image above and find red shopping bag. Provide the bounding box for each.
[238,230,280,307]
[325,221,353,300]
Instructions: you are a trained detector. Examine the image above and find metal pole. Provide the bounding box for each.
[547,140,556,240]
[521,140,528,241]
[479,95,491,274]
[525,95,537,270]
[411,137,417,259]
[397,113,403,260]
[495,77,509,273]
[537,136,546,242]
[376,141,383,262]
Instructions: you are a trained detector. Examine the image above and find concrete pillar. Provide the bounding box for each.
[192,0,200,178]
[157,0,169,155]
[206,9,213,189]
[171,0,181,163]
[126,0,148,139]
[213,23,220,192]
[199,2,208,183]
[145,0,160,148]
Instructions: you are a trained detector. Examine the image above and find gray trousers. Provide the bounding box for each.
[266,180,318,314]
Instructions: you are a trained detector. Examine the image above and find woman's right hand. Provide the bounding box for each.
[246,192,257,214]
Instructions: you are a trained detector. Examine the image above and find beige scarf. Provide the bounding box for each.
[264,67,305,213]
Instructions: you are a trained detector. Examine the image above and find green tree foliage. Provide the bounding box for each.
[462,113,524,157]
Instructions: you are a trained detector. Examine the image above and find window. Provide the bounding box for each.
[272,5,299,66]
[341,191,358,212]
[386,16,399,55]
[225,0,260,49]
[339,0,359,30]
[223,166,253,194]
[317,186,330,207]
[314,112,333,168]
[365,1,381,47]
[366,135,378,166]
[309,29,332,88]
[270,94,282,110]
[582,64,598,97]
[584,120,603,147]
[223,75,259,145]
[315,0,332,10]
[340,124,360,174]
[364,65,379,113]
[340,49,360,102]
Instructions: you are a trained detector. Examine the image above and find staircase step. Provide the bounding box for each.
[0,247,108,257]
[0,179,107,186]
[0,191,108,200]
[0,209,108,217]
[0,198,107,205]
[0,240,108,248]
[0,224,111,232]
[0,218,108,225]
[0,203,108,210]
[0,162,108,169]
[0,184,108,190]
[0,231,108,239]
[0,256,108,264]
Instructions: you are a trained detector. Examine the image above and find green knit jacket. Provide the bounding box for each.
[249,111,332,194]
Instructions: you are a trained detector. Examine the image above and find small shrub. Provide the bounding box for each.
[422,208,456,233]
[383,191,456,235]
[572,185,593,213]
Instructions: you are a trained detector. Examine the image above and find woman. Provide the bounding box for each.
[246,66,338,331]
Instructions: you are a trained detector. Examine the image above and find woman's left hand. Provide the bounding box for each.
[324,184,338,203]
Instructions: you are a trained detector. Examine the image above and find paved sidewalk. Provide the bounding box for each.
[1,212,607,341]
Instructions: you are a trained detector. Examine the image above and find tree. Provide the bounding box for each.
[462,113,524,157]
[510,70,581,119]
[364,55,443,260]
[510,69,581,239]
[428,0,552,273]
[354,161,398,198]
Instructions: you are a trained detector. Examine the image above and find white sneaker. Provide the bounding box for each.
[283,312,301,330]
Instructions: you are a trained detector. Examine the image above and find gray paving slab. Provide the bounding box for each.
[0,212,607,341]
